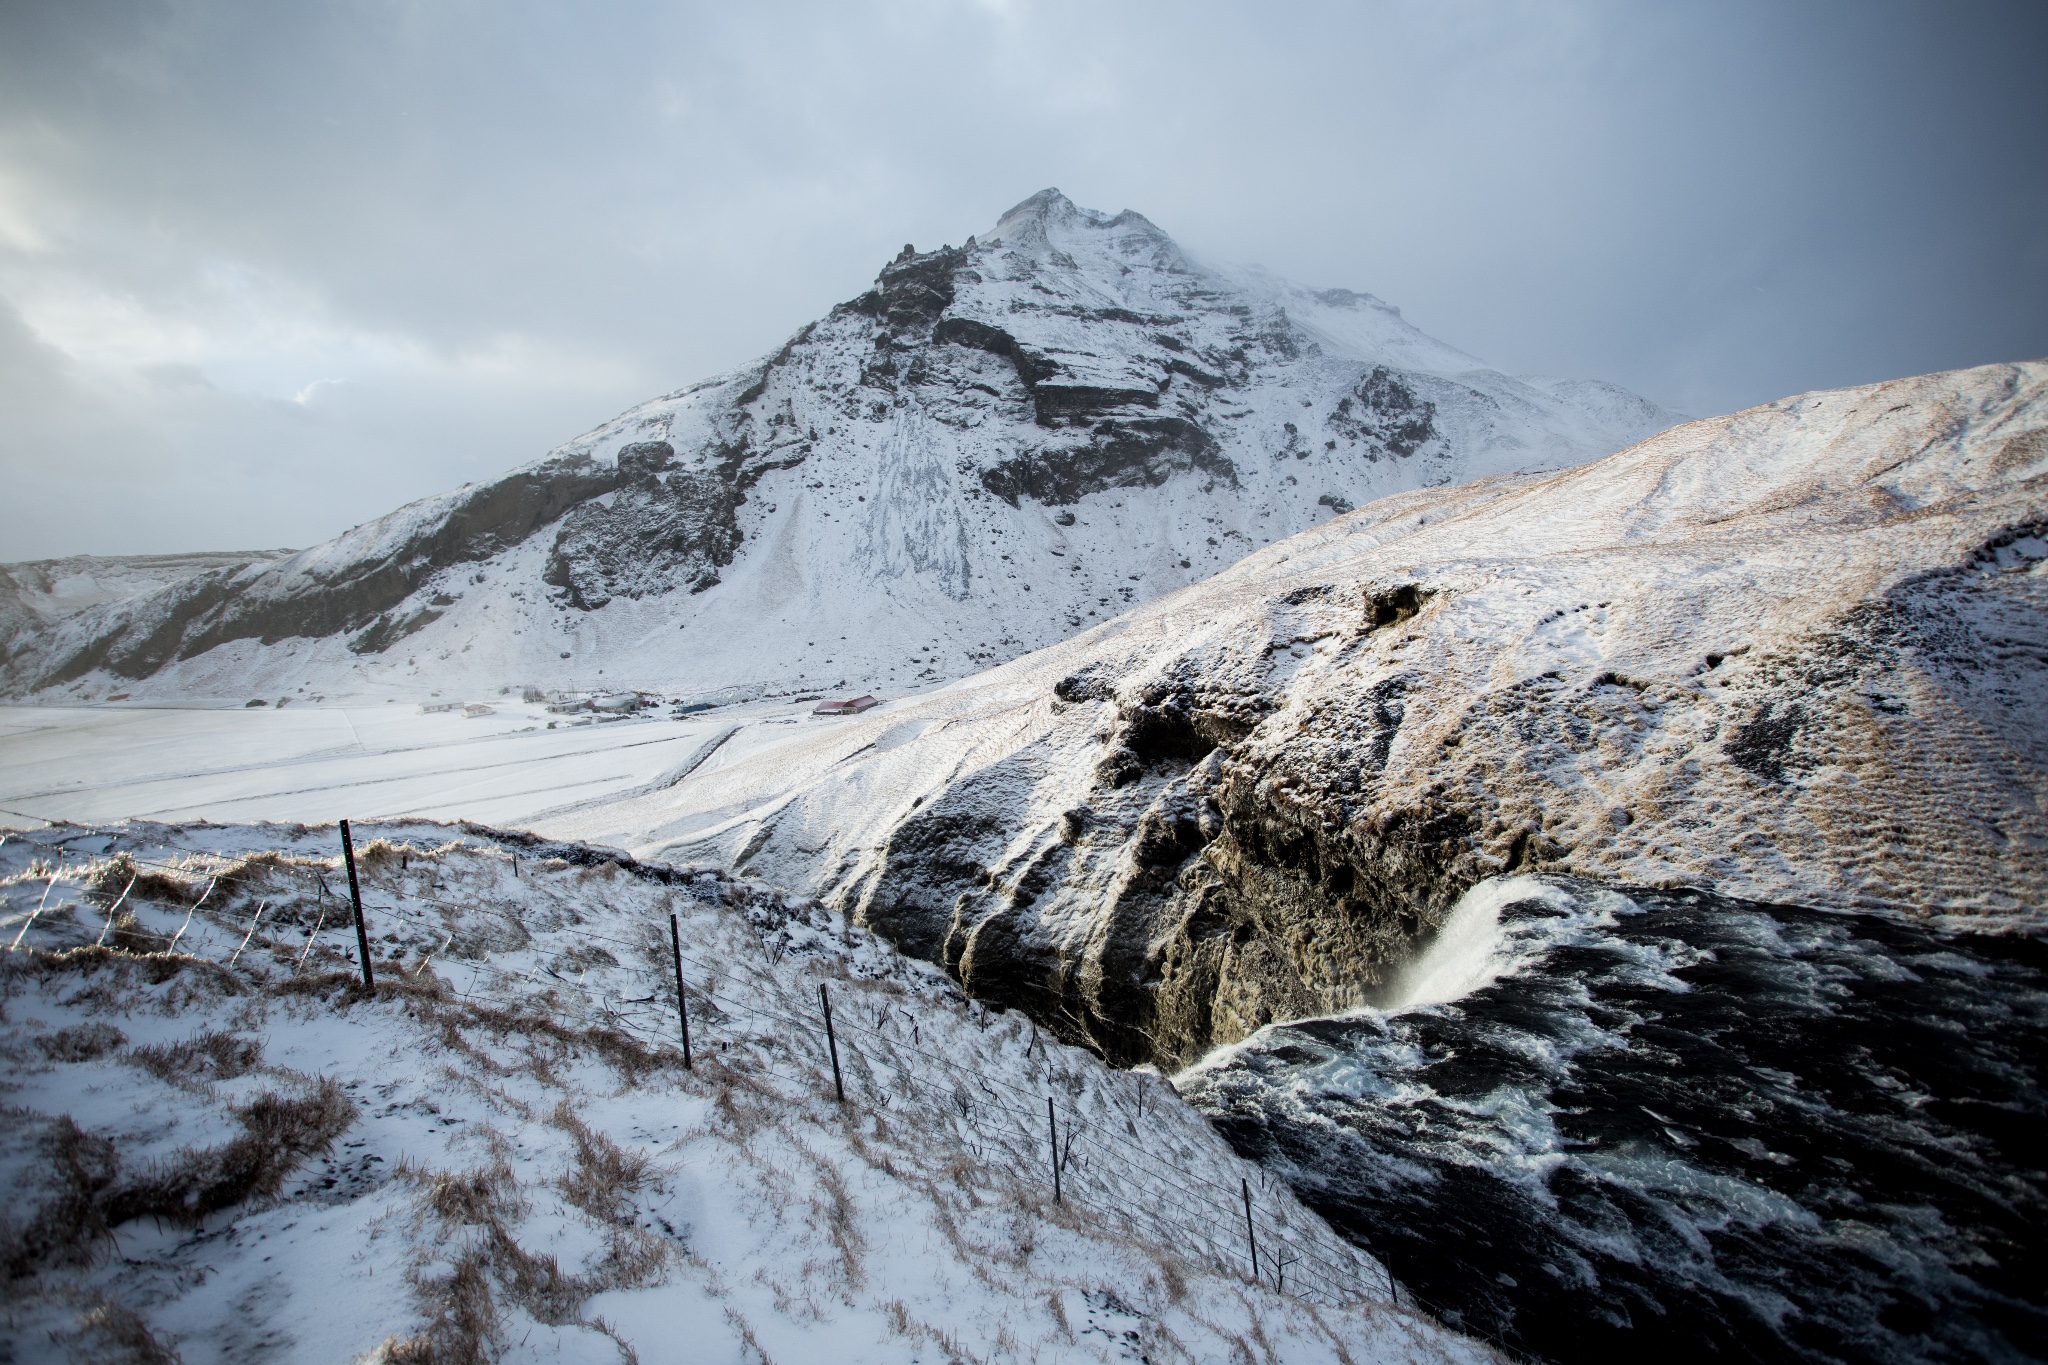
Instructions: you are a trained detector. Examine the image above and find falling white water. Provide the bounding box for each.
[1380,874,1579,1010]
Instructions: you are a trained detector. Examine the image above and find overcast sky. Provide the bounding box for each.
[2,0,2043,560]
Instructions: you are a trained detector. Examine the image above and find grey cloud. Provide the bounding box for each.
[0,0,2042,557]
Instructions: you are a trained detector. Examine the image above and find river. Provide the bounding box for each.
[1177,877,2047,1362]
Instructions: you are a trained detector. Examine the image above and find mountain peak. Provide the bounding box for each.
[2,191,1686,705]
[981,188,1192,281]
[986,187,1080,243]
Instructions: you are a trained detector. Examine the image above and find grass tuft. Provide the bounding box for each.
[101,1078,356,1227]
[128,1031,261,1084]
[36,1023,128,1063]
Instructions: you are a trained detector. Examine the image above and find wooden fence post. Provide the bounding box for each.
[340,819,374,987]
[1048,1097,1063,1205]
[820,983,844,1102]
[669,913,692,1069]
[1242,1178,1260,1284]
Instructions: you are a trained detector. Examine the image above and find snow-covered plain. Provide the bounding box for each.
[0,700,809,836]
[0,820,1484,1364]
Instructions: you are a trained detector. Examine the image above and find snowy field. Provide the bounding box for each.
[0,700,843,843]
[0,819,1482,1364]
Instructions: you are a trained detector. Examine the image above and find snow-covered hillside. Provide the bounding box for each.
[0,552,291,649]
[555,361,2048,1067]
[2,190,1677,706]
[0,818,1486,1364]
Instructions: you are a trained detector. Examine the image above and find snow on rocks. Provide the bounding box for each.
[0,818,1482,1364]
[603,360,2048,1068]
[2,190,1678,710]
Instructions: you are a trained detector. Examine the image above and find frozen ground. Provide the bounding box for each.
[0,819,1483,1364]
[0,698,851,842]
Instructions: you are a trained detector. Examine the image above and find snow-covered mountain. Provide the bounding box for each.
[1,190,1678,704]
[552,361,2048,1068]
[0,551,291,647]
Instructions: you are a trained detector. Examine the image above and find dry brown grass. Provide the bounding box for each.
[99,1078,356,1228]
[128,1030,261,1084]
[1158,1253,1190,1304]
[6,944,242,994]
[63,1298,182,1365]
[381,1250,498,1365]
[353,838,416,872]
[806,1158,865,1289]
[87,856,205,908]
[1,1115,118,1278]
[266,967,448,1007]
[104,910,165,954]
[35,1022,127,1063]
[434,998,681,1087]
[389,1141,666,1364]
[549,1102,651,1224]
[410,1158,526,1228]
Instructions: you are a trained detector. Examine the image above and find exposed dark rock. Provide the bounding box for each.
[615,440,677,481]
[843,245,970,335]
[349,608,444,655]
[930,317,1060,388]
[544,464,747,610]
[1327,365,1438,459]
[25,455,613,686]
[979,418,1233,507]
[1031,385,1161,427]
[1725,702,1808,782]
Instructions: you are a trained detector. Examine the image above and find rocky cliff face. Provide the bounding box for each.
[584,361,2048,1069]
[2,190,1676,704]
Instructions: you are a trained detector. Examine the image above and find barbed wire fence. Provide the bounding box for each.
[0,816,1523,1359]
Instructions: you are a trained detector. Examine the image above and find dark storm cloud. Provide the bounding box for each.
[1,0,2042,557]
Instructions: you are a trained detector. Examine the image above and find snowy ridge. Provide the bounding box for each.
[548,360,2048,1066]
[0,551,293,644]
[0,818,1487,1363]
[3,190,1679,707]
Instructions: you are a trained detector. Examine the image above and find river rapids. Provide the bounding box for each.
[1178,877,2046,1363]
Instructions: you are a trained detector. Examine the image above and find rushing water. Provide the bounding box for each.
[1177,878,2047,1363]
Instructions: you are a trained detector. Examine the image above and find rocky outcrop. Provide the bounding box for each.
[615,361,2048,1070]
[15,454,614,687]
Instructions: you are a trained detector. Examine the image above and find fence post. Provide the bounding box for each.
[8,875,59,952]
[669,913,693,1070]
[340,819,374,988]
[1242,1178,1260,1285]
[228,900,267,967]
[1048,1097,1062,1205]
[95,874,136,947]
[819,982,844,1102]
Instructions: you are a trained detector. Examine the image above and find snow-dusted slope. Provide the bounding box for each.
[558,361,2048,1067]
[3,190,1677,705]
[0,551,291,647]
[0,819,1482,1364]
